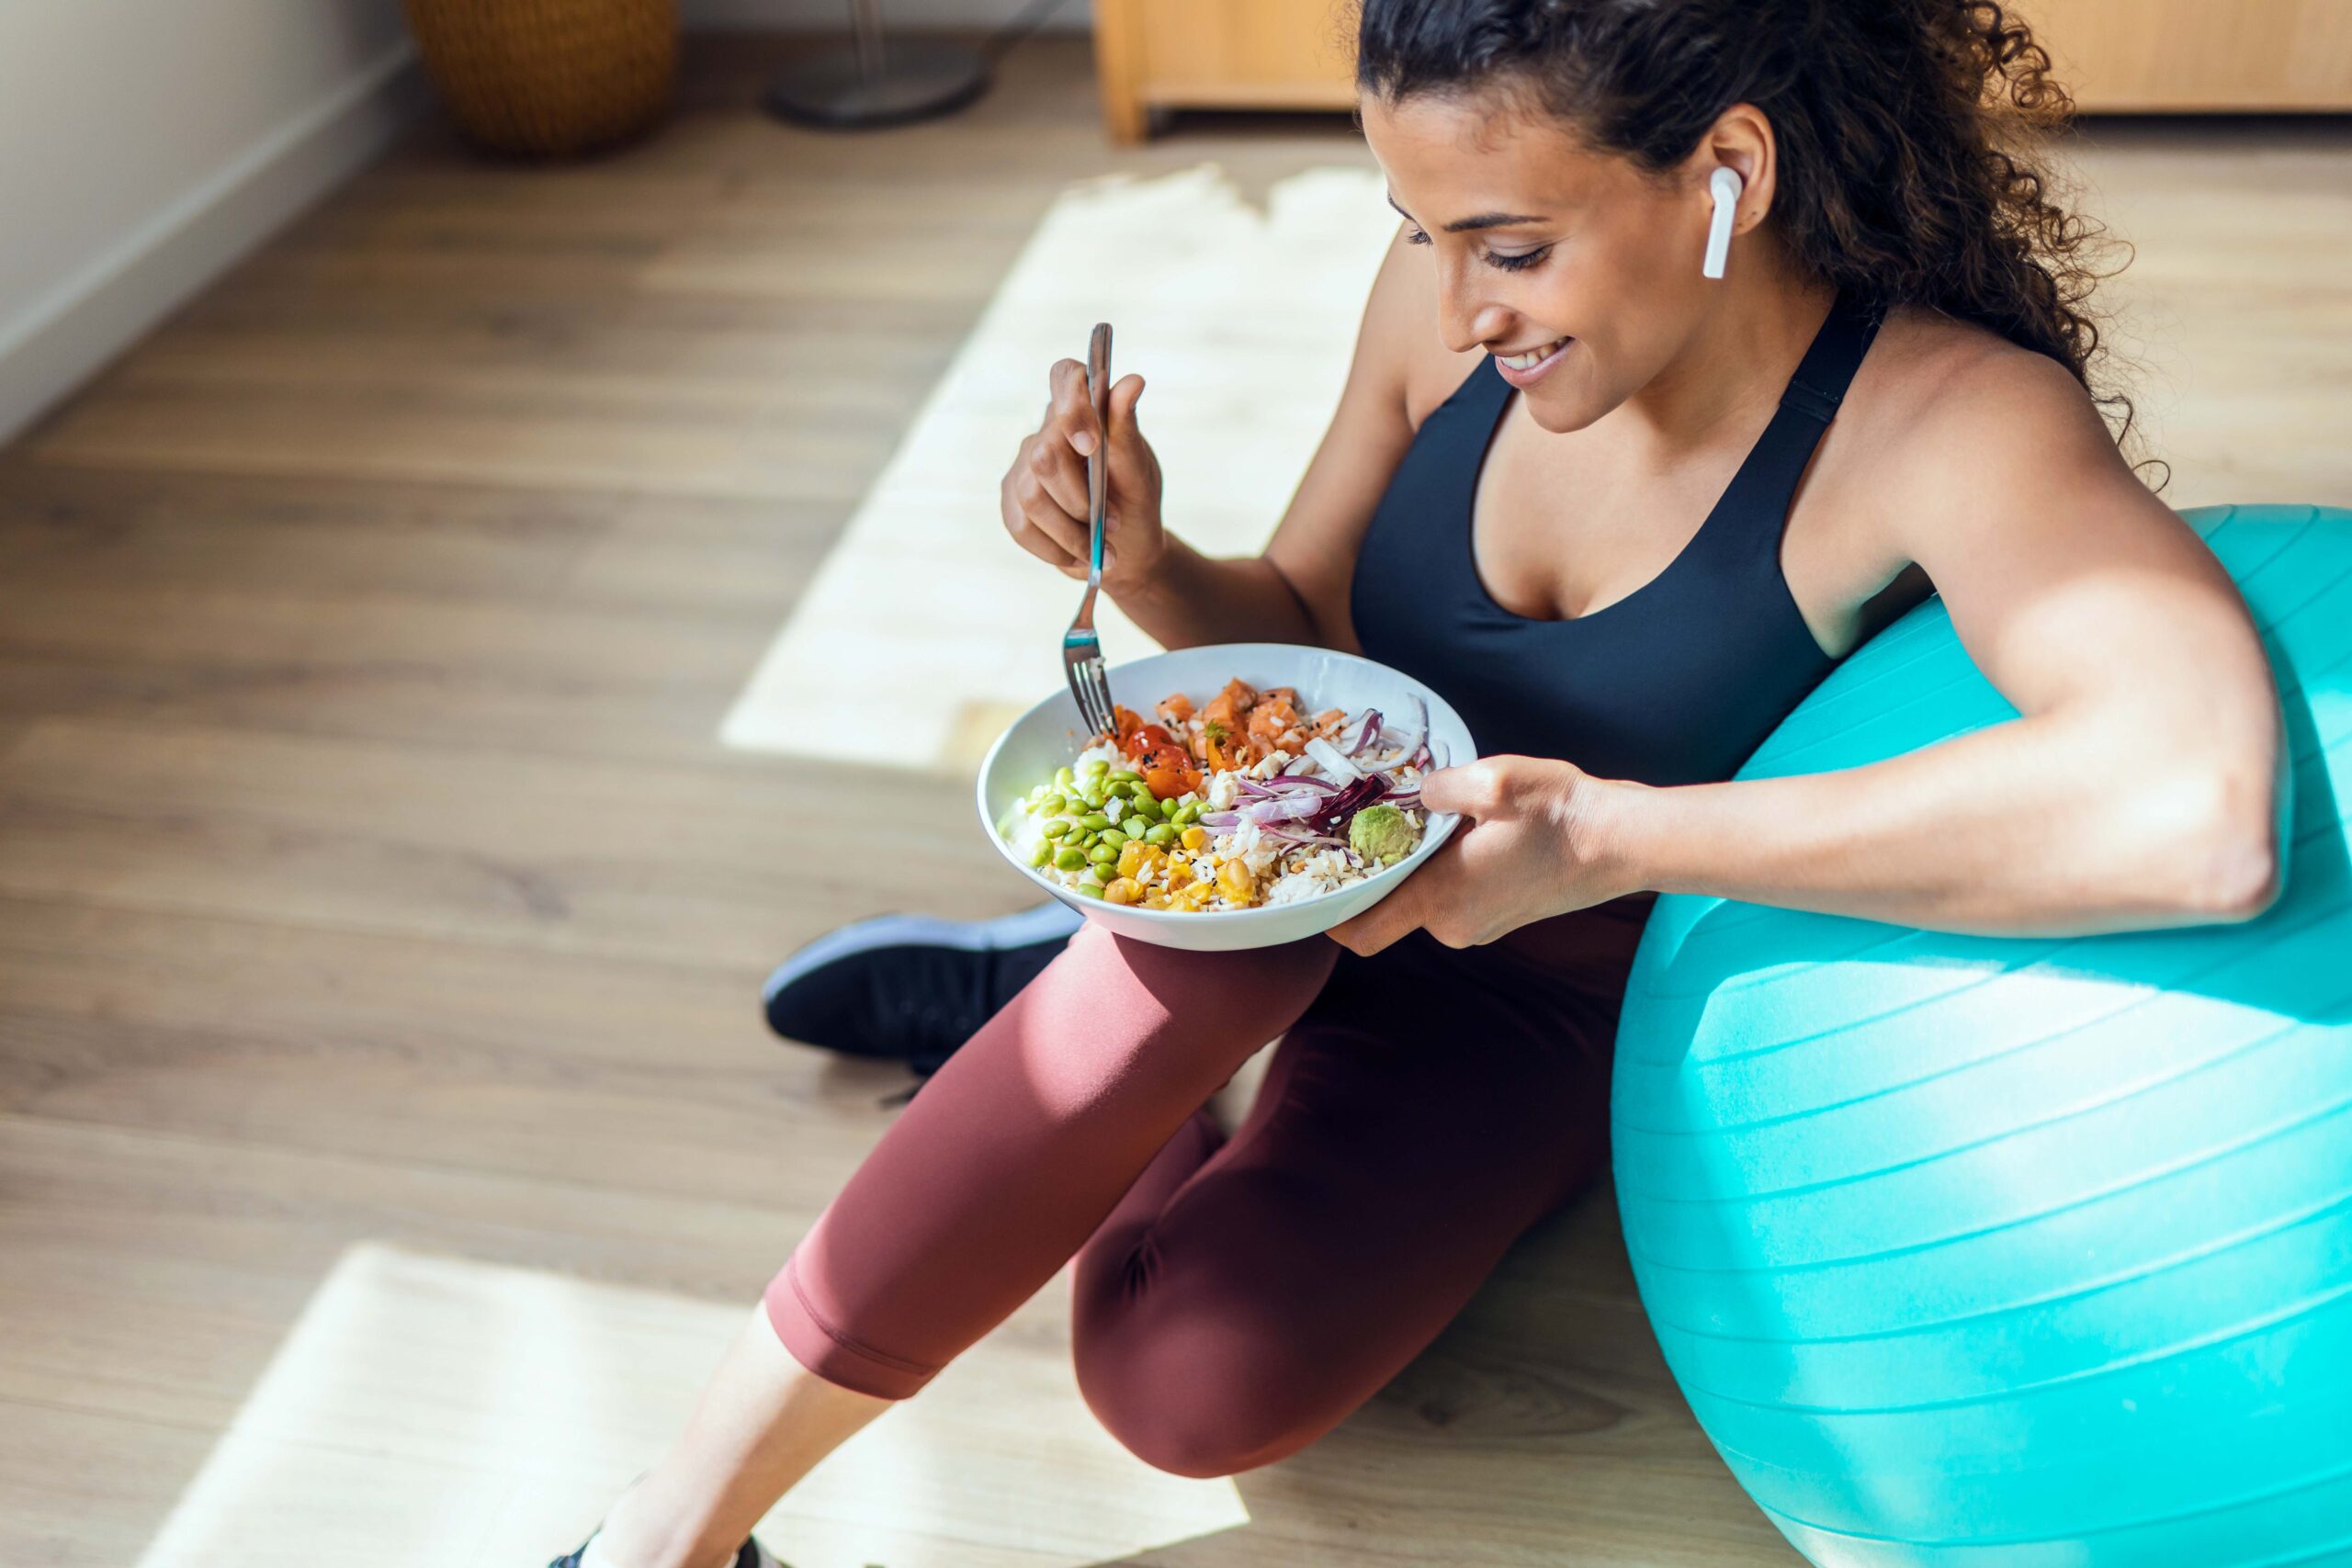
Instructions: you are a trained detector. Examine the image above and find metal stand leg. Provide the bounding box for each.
[760,0,991,129]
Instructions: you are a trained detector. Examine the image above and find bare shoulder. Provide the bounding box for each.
[1820,304,2174,568]
[1790,304,2184,654]
[1849,307,2130,491]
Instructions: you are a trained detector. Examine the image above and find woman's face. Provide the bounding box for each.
[1361,87,1725,434]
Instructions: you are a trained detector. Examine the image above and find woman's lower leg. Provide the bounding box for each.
[587,1304,890,1568]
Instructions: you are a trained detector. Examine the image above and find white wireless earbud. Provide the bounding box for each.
[1702,166,1743,280]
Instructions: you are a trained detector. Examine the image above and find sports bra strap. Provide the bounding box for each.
[1777,292,1882,426]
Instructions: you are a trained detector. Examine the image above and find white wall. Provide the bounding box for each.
[0,0,421,445]
[684,0,1091,31]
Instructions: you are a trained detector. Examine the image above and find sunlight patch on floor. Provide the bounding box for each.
[133,1244,1249,1568]
[719,163,1396,774]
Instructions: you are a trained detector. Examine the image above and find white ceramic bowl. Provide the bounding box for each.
[976,643,1476,952]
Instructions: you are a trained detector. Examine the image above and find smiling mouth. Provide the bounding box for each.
[1495,336,1568,371]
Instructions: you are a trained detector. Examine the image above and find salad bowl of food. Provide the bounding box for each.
[977,644,1476,952]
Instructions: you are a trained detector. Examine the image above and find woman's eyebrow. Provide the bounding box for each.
[1384,193,1547,231]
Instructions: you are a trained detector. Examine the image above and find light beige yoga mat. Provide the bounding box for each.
[132,1245,1248,1567]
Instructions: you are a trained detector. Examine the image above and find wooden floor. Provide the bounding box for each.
[2,37,2346,1567]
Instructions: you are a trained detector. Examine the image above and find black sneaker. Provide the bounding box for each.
[550,1533,784,1567]
[762,903,1081,1102]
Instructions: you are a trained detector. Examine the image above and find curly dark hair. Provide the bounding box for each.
[1357,0,2144,463]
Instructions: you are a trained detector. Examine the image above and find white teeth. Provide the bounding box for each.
[1498,338,1566,371]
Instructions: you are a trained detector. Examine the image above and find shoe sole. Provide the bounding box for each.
[761,903,1083,1006]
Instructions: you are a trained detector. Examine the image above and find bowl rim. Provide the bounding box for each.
[974,643,1473,928]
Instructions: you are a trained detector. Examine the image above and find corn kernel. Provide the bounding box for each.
[1141,890,1171,910]
[1180,825,1210,852]
[1116,840,1145,879]
[1105,876,1142,906]
[1216,860,1255,903]
[1165,860,1193,889]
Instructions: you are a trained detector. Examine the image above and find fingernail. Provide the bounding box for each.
[1071,432,1096,456]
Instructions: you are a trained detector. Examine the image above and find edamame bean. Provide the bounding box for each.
[1072,879,1101,898]
[1087,842,1120,867]
[1080,759,1108,779]
[1039,793,1067,816]
[1029,841,1053,868]
[1173,800,1202,826]
[1055,846,1088,872]
[1042,818,1073,840]
[1099,829,1129,851]
[1128,794,1160,820]
[1079,812,1110,832]
[1145,822,1177,846]
[1054,766,1076,790]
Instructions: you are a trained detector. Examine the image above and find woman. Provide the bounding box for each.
[560,2,2286,1562]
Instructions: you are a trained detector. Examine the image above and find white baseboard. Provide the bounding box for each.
[684,0,1091,31]
[0,45,428,449]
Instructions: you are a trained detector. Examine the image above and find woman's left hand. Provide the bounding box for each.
[1328,756,1637,955]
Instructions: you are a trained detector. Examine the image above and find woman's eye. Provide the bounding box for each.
[1400,227,1550,270]
[1486,246,1552,273]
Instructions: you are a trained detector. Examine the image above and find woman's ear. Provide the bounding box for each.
[1697,103,1778,235]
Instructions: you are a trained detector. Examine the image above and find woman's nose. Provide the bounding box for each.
[1435,273,1512,356]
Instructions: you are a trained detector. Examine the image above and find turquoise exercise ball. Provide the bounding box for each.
[1611,503,2352,1567]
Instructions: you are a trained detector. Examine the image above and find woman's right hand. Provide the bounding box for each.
[999,357,1165,593]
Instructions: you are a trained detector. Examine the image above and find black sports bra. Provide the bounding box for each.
[1349,291,1883,788]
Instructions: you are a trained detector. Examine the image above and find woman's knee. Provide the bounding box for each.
[1073,1320,1331,1480]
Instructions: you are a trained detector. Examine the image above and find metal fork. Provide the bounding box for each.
[1061,321,1118,739]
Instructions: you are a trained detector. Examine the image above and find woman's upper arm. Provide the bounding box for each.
[1890,348,2286,899]
[1260,226,1430,651]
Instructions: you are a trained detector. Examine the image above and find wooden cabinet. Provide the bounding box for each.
[1091,0,1355,143]
[2028,0,2352,112]
[1091,0,2352,142]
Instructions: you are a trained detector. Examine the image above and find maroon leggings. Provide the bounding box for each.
[764,893,1654,1479]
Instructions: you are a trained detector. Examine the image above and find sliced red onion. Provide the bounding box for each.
[1199,810,1242,829]
[1377,695,1429,764]
[1344,709,1383,757]
[1240,774,1338,797]
[1238,794,1328,826]
[1304,736,1362,782]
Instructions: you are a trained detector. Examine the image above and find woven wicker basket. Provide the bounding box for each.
[403,0,679,157]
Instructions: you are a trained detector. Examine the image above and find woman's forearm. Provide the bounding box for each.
[1111,534,1323,651]
[1584,705,2284,937]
